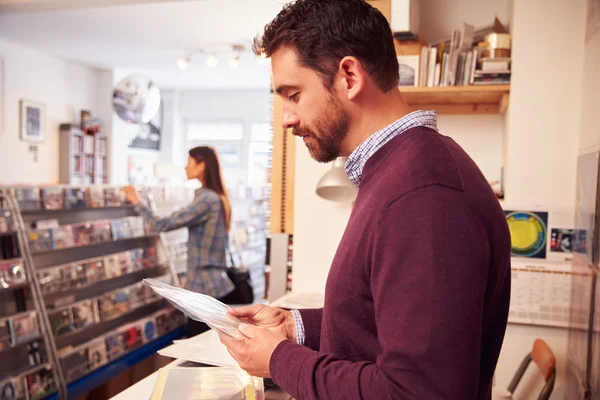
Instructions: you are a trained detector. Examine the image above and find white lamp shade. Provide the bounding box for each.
[315,157,358,202]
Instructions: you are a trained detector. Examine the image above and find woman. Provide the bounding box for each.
[124,146,235,337]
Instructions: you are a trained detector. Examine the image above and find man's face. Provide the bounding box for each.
[271,47,350,163]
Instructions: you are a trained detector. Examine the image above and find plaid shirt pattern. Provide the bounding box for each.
[345,110,438,187]
[136,188,234,299]
[292,110,438,345]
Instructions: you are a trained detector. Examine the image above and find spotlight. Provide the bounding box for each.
[205,55,218,68]
[228,55,240,69]
[177,57,189,70]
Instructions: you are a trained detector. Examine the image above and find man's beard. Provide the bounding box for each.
[293,97,350,163]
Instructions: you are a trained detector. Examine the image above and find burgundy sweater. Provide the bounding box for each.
[269,127,511,400]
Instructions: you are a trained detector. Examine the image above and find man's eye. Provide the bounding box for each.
[289,93,299,102]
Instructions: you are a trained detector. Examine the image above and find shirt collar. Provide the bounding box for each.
[344,110,438,188]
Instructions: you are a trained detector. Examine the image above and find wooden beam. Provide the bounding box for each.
[270,95,285,234]
[499,93,510,114]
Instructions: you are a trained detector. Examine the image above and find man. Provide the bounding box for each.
[218,0,511,399]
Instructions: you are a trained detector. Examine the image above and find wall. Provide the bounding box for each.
[0,38,103,184]
[419,0,510,43]
[291,137,353,294]
[497,0,587,398]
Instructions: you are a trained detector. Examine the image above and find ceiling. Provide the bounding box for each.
[0,0,284,88]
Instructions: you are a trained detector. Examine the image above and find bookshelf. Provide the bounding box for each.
[400,84,510,115]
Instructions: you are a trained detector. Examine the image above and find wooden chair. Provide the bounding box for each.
[507,339,556,400]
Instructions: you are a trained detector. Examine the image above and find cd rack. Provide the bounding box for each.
[0,185,185,400]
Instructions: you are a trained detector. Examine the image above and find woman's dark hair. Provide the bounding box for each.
[189,146,232,231]
[253,0,399,92]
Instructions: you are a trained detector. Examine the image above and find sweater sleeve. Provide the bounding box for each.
[270,186,489,399]
[297,308,323,351]
[135,192,212,232]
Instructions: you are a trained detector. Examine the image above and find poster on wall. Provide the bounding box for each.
[504,210,549,259]
[128,100,162,151]
[587,0,600,42]
[20,100,46,144]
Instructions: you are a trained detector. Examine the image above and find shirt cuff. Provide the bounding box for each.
[291,309,305,346]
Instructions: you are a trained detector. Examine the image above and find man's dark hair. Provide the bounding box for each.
[254,0,399,92]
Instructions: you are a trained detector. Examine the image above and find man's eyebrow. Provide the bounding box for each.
[275,84,301,95]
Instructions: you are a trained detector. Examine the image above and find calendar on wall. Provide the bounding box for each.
[508,260,579,328]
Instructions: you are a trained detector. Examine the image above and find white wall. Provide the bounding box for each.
[291,137,353,294]
[419,0,510,43]
[578,28,600,154]
[498,1,587,398]
[0,39,103,184]
[437,115,505,183]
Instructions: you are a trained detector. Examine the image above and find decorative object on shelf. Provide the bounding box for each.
[113,75,161,124]
[20,100,46,144]
[315,157,358,202]
[397,55,420,87]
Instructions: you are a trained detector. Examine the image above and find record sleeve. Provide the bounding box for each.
[127,216,146,237]
[51,226,74,250]
[0,260,27,288]
[84,259,106,284]
[28,229,54,252]
[0,318,11,351]
[0,375,27,400]
[71,300,97,330]
[155,311,170,336]
[103,188,123,207]
[9,312,40,345]
[103,255,120,278]
[117,252,134,275]
[64,188,86,209]
[110,219,132,240]
[71,223,94,246]
[15,188,41,211]
[140,317,157,343]
[121,325,142,351]
[92,220,112,243]
[61,347,89,382]
[105,332,125,361]
[38,267,61,294]
[25,366,54,400]
[84,188,105,208]
[87,338,108,370]
[0,209,16,233]
[40,187,64,211]
[48,309,73,337]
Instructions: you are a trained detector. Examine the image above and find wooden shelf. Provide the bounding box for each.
[400,85,510,115]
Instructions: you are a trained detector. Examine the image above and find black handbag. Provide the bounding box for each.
[225,245,254,305]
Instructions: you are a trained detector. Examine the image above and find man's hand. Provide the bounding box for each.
[228,304,297,342]
[123,185,141,205]
[218,324,287,378]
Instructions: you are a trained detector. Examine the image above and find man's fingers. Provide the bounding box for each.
[218,330,243,352]
[228,304,264,318]
[238,323,260,338]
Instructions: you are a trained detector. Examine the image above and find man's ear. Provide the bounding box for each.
[338,56,366,100]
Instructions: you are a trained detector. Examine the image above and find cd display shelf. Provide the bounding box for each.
[0,186,185,400]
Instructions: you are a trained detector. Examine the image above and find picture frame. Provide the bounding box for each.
[397,55,420,87]
[20,99,46,143]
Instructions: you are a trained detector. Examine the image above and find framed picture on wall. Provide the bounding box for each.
[20,100,46,144]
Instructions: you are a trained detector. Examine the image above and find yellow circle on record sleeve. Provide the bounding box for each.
[508,219,539,249]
